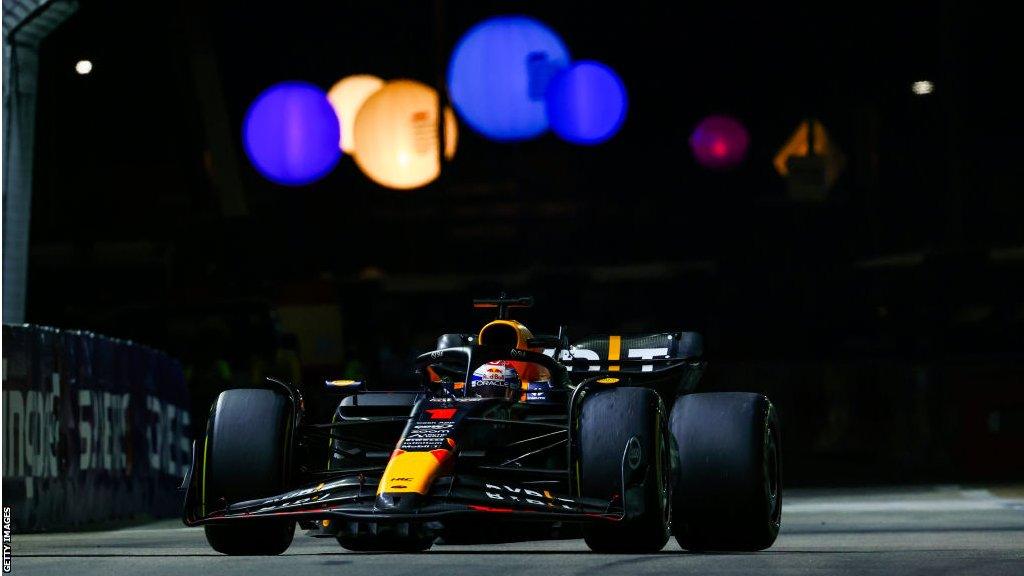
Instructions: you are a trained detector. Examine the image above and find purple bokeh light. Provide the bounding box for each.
[689,115,750,170]
[243,81,341,186]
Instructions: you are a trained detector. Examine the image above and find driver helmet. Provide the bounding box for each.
[468,362,520,400]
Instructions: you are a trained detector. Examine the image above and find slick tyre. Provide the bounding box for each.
[670,392,781,551]
[578,387,672,553]
[202,388,296,555]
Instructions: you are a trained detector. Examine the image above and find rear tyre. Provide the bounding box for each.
[202,388,296,555]
[578,387,672,553]
[670,392,781,551]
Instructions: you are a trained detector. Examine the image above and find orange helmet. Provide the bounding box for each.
[477,319,548,383]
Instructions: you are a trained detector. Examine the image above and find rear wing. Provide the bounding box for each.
[562,332,702,371]
[557,332,705,394]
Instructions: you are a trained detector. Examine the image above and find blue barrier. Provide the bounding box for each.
[2,325,191,531]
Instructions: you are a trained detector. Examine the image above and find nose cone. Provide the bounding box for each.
[375,491,424,511]
[376,449,454,511]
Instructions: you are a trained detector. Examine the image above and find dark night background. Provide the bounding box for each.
[22,1,1024,484]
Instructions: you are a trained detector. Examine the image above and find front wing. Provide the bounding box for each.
[184,472,623,525]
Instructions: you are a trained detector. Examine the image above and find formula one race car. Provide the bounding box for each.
[182,296,781,554]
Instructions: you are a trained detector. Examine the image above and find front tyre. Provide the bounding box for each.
[670,392,781,551]
[578,386,672,553]
[202,388,296,555]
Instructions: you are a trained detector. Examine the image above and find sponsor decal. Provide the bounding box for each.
[425,408,457,420]
[483,483,576,510]
[2,381,190,479]
[2,327,190,531]
[628,347,670,372]
[253,478,351,509]
[251,486,350,514]
[469,363,519,400]
[400,420,457,450]
[548,345,672,372]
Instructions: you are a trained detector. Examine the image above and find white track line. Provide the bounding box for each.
[786,496,1024,514]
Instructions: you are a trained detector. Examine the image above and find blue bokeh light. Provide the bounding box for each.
[545,61,628,146]
[447,15,570,142]
[243,81,341,186]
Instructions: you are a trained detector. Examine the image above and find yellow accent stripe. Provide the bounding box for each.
[608,335,621,371]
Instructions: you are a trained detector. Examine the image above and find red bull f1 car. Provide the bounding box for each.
[182,296,781,553]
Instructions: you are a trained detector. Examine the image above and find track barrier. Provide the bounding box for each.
[2,325,191,531]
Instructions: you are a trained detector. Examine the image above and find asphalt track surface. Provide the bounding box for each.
[12,486,1024,575]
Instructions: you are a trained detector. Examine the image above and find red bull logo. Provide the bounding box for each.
[469,362,520,400]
